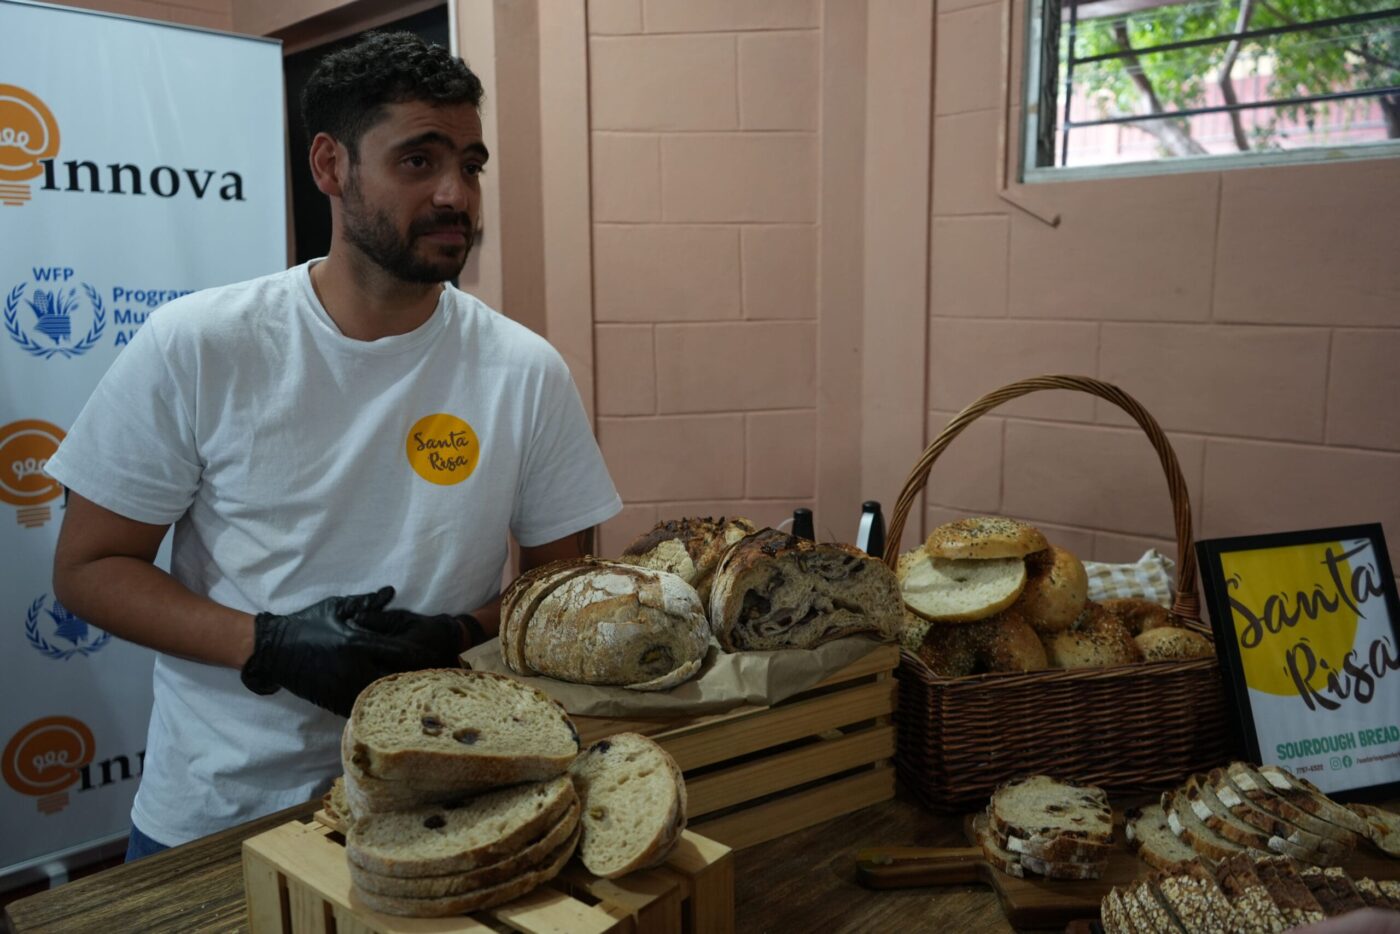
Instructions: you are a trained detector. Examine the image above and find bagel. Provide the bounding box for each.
[1011,546,1088,634]
[924,516,1049,561]
[1045,602,1142,668]
[897,545,1026,623]
[915,608,1047,677]
[1135,626,1214,661]
[1099,597,1173,636]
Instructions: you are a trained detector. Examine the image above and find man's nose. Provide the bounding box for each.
[432,170,474,210]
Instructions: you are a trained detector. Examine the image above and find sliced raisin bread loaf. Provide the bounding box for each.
[1127,803,1201,874]
[346,670,579,788]
[618,516,757,610]
[988,775,1114,846]
[569,732,686,879]
[709,529,901,650]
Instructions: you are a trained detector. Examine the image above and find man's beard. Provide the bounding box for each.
[341,174,474,284]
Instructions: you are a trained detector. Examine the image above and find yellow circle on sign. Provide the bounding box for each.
[1222,541,1360,697]
[406,413,479,486]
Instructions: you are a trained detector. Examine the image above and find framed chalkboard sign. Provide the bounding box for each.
[1197,524,1400,799]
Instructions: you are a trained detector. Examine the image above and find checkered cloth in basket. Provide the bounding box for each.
[1083,549,1175,606]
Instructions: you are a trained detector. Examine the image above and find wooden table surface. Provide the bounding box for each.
[2,792,1012,934]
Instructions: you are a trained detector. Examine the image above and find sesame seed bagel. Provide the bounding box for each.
[924,516,1049,561]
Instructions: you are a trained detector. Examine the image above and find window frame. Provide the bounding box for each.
[1019,0,1400,183]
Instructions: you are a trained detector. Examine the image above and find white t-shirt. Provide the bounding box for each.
[45,261,622,845]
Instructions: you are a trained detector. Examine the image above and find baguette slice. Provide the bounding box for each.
[1256,765,1370,836]
[988,775,1114,845]
[349,798,580,898]
[347,670,579,787]
[570,732,686,879]
[1347,802,1400,857]
[1126,804,1200,874]
[1227,762,1360,849]
[353,823,579,917]
[347,774,575,878]
[1162,788,1242,862]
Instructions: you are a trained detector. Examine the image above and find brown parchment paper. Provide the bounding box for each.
[462,636,887,718]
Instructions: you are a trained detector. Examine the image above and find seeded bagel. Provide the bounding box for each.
[924,516,1049,560]
[1135,625,1215,661]
[898,545,1026,623]
[1010,546,1088,634]
[1045,602,1142,668]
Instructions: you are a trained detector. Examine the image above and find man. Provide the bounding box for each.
[45,32,620,860]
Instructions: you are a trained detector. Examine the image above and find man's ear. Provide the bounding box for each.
[308,132,348,197]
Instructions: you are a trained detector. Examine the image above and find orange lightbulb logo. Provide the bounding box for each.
[0,419,66,528]
[0,85,60,207]
[2,716,95,815]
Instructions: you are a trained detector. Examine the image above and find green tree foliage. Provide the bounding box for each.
[1063,0,1398,154]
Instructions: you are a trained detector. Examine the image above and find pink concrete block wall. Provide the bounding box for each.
[589,3,822,557]
[55,0,231,29]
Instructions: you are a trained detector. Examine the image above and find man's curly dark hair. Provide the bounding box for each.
[300,31,484,159]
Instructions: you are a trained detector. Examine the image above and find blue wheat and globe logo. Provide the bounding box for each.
[5,281,105,359]
[24,594,109,660]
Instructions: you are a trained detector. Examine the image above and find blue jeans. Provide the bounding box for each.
[123,823,170,862]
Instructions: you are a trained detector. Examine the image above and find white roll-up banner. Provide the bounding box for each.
[0,0,285,883]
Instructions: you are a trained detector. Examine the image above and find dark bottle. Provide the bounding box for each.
[856,501,885,557]
[792,508,814,541]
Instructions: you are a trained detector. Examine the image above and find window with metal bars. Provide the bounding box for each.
[1024,0,1400,174]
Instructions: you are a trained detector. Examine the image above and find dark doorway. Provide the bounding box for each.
[282,6,451,266]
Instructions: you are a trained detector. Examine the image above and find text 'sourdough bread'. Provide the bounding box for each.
[618,516,758,609]
[924,516,1049,560]
[708,528,901,650]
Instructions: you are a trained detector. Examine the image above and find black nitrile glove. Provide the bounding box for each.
[240,586,464,716]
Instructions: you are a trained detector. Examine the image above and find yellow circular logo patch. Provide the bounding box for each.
[406,413,479,486]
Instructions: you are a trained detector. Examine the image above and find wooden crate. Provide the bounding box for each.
[242,816,733,934]
[573,643,899,850]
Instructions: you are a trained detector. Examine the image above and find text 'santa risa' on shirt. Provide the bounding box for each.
[45,261,622,845]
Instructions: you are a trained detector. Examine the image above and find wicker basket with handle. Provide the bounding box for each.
[883,374,1237,812]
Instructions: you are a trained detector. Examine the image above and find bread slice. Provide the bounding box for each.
[1118,881,1162,933]
[346,774,575,878]
[1182,774,1277,854]
[924,516,1049,560]
[1100,887,1134,934]
[347,670,578,787]
[988,775,1113,845]
[1380,879,1400,908]
[1252,856,1326,927]
[1255,765,1369,836]
[973,812,1104,880]
[898,546,1027,623]
[323,776,352,830]
[1300,865,1369,916]
[1227,762,1360,849]
[1155,873,1237,934]
[1209,768,1350,863]
[349,798,580,898]
[618,516,758,609]
[569,732,686,879]
[709,529,902,650]
[353,822,579,917]
[1127,880,1181,933]
[1162,788,1242,863]
[340,723,498,817]
[1349,875,1394,910]
[1126,804,1200,874]
[1347,802,1400,856]
[1212,854,1291,933]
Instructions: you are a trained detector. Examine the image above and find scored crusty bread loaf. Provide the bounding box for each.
[500,558,604,674]
[897,546,1027,623]
[1135,626,1214,661]
[570,732,686,879]
[924,516,1049,560]
[352,823,580,917]
[988,775,1113,845]
[348,798,580,898]
[346,774,575,878]
[709,529,901,651]
[1127,804,1201,874]
[520,563,710,691]
[347,670,578,788]
[618,516,757,610]
[1009,546,1087,634]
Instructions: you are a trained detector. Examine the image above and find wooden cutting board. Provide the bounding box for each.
[854,814,1400,931]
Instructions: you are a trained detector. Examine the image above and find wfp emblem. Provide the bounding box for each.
[0,84,60,207]
[25,594,109,660]
[5,278,105,359]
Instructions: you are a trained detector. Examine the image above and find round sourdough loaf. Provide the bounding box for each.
[500,558,606,674]
[924,516,1049,560]
[898,545,1027,623]
[517,562,710,691]
[570,732,687,879]
[618,516,758,610]
[346,670,579,786]
[1011,546,1088,634]
[346,774,576,878]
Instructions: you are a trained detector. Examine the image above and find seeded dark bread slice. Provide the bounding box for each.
[569,732,686,879]
[346,774,576,878]
[1352,875,1400,910]
[988,775,1113,845]
[1347,802,1400,857]
[1227,762,1361,849]
[1256,765,1370,837]
[1380,879,1400,906]
[1208,768,1350,863]
[1251,855,1326,927]
[1162,788,1242,863]
[1154,873,1238,934]
[1100,888,1135,934]
[347,670,579,787]
[353,822,580,918]
[349,798,580,898]
[1126,804,1200,874]
[1212,854,1291,933]
[1127,880,1181,933]
[1118,881,1165,933]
